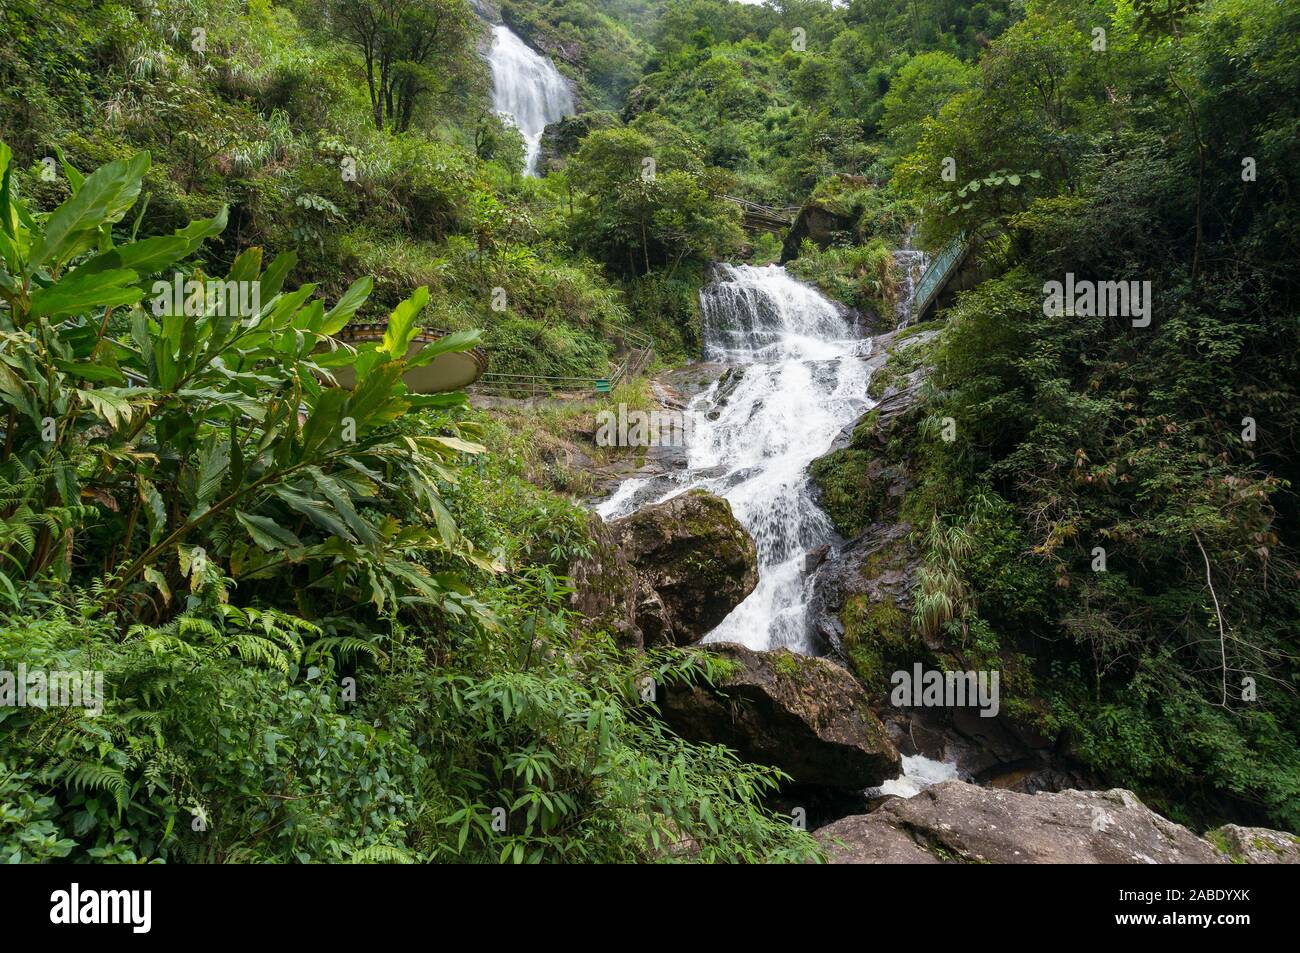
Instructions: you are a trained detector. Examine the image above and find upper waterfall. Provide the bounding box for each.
[486,24,575,175]
[599,264,871,653]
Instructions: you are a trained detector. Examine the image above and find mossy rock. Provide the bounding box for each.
[809,448,888,537]
[660,643,900,789]
[841,593,925,691]
[609,489,758,645]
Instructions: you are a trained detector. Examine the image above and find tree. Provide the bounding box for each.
[567,119,743,277]
[880,51,973,156]
[328,0,477,133]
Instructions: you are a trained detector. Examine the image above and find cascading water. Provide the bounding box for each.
[486,24,575,175]
[892,232,928,328]
[598,265,871,653]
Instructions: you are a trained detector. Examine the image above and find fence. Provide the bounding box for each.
[911,233,968,320]
[472,326,655,399]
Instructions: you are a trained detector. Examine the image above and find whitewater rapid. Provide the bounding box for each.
[598,264,871,653]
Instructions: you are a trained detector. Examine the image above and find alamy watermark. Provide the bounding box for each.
[50,883,150,933]
[595,404,691,448]
[1042,273,1151,327]
[1,664,104,716]
[890,663,1000,718]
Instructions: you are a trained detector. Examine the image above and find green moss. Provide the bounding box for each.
[841,594,917,690]
[772,651,803,681]
[849,410,882,448]
[810,448,886,537]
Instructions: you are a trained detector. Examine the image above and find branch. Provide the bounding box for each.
[1192,530,1228,707]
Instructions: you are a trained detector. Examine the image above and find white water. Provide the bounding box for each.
[598,264,870,653]
[892,230,928,328]
[487,24,575,175]
[868,754,960,799]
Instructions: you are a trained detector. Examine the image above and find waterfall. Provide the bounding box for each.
[892,231,928,328]
[598,265,870,653]
[486,24,575,175]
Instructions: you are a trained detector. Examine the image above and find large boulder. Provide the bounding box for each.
[569,490,758,649]
[567,513,642,650]
[660,643,900,789]
[817,781,1228,864]
[611,490,758,646]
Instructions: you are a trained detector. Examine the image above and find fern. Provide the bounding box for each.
[42,759,129,816]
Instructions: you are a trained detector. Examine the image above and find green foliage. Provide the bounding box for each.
[878,0,1300,830]
[788,236,898,319]
[567,116,744,278]
[879,51,974,157]
[0,143,819,863]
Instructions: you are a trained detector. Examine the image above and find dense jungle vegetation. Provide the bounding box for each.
[0,0,1297,863]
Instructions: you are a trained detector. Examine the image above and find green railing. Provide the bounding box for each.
[473,326,655,399]
[911,233,967,319]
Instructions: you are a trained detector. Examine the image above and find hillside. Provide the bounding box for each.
[0,0,1297,869]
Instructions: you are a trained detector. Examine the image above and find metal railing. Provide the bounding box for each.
[472,326,656,399]
[911,233,967,320]
[723,195,801,225]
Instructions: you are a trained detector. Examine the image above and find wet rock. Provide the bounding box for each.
[804,544,830,574]
[818,781,1230,864]
[809,522,919,660]
[570,490,759,649]
[807,325,1083,789]
[611,490,758,645]
[780,203,858,264]
[660,643,900,789]
[567,513,642,650]
[658,361,728,399]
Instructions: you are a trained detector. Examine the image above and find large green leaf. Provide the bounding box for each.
[408,328,483,368]
[256,250,297,307]
[345,361,407,428]
[194,435,231,512]
[300,386,349,456]
[0,142,18,242]
[52,146,85,193]
[307,467,378,545]
[76,388,133,428]
[272,486,351,540]
[321,276,373,334]
[381,286,429,359]
[79,206,228,279]
[28,266,143,319]
[26,151,151,276]
[236,511,302,551]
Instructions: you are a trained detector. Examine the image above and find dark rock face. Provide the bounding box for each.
[468,0,501,25]
[660,643,900,789]
[567,513,642,650]
[569,490,758,649]
[809,522,918,662]
[780,204,859,263]
[807,326,1077,790]
[537,110,618,171]
[818,782,1228,864]
[612,490,758,645]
